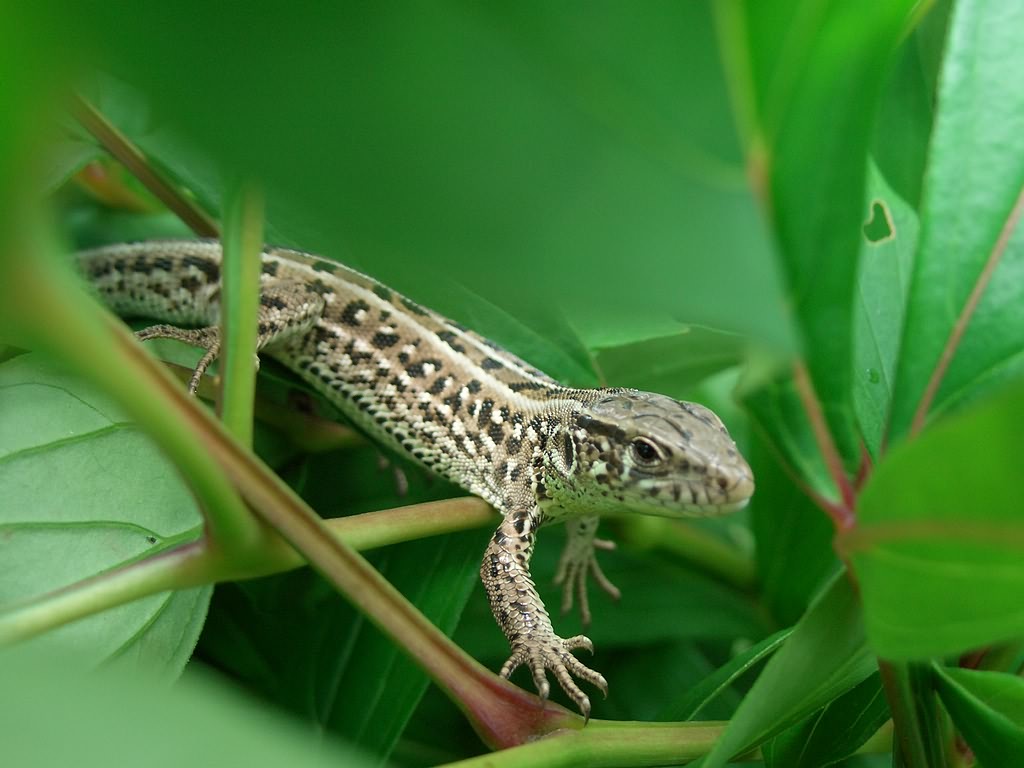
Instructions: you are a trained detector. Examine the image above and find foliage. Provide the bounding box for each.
[1,1,1022,766]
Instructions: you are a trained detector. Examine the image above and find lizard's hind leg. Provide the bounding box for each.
[554,515,621,626]
[136,324,222,394]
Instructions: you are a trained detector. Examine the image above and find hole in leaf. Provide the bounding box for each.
[863,200,895,244]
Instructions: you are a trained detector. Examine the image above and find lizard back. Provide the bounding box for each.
[78,240,591,508]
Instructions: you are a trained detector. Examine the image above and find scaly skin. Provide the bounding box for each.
[77,240,755,718]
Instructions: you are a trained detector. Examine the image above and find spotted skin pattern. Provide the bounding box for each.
[78,240,755,719]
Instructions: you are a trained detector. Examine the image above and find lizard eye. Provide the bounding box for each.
[630,437,662,465]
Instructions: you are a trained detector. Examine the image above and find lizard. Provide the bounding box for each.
[77,239,755,719]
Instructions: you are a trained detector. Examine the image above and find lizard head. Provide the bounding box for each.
[545,390,754,517]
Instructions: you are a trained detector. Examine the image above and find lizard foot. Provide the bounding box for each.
[554,532,621,626]
[136,324,262,395]
[500,634,607,721]
[136,324,222,394]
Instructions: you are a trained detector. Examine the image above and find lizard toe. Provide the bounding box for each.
[562,634,595,654]
[503,634,606,719]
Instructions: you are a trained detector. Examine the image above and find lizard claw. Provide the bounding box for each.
[499,633,607,720]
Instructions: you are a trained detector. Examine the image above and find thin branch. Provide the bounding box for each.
[854,439,873,492]
[792,361,856,529]
[0,540,218,646]
[0,497,494,647]
[69,94,220,238]
[910,182,1024,436]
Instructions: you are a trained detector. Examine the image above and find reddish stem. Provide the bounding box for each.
[854,440,873,493]
[910,182,1024,436]
[792,361,856,530]
[747,414,847,521]
[70,94,220,238]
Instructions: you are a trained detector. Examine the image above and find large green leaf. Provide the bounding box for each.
[60,2,791,362]
[849,381,1024,659]
[933,665,1024,766]
[888,0,1024,439]
[1,648,375,768]
[0,354,209,673]
[739,0,917,463]
[702,572,876,767]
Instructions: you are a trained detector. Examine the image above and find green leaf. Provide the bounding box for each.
[853,162,919,459]
[888,0,1024,439]
[0,354,208,674]
[933,665,1024,766]
[763,673,890,768]
[1,648,375,768]
[870,5,946,210]
[702,572,876,767]
[592,326,747,398]
[740,373,833,502]
[748,432,837,627]
[610,640,743,723]
[737,0,918,462]
[41,139,103,194]
[656,628,791,722]
[849,381,1024,658]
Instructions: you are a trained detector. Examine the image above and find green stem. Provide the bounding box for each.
[0,497,494,647]
[445,721,725,768]
[0,539,222,646]
[218,179,263,448]
[442,717,893,768]
[879,659,932,768]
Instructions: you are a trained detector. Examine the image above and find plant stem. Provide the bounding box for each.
[218,178,264,448]
[0,540,220,646]
[444,720,724,768]
[878,659,932,768]
[69,94,219,238]
[441,717,894,768]
[0,497,494,647]
[792,361,856,529]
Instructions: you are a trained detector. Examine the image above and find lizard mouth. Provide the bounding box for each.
[715,497,751,514]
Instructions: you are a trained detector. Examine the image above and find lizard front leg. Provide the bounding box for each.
[481,502,607,719]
